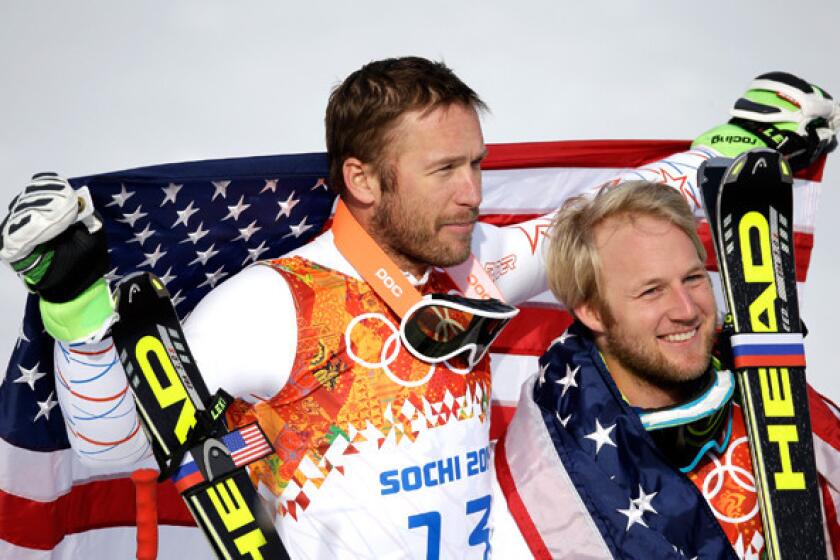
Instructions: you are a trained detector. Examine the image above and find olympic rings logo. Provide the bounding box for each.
[700,436,759,524]
[344,312,469,388]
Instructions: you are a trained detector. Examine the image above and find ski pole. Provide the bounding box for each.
[131,468,159,560]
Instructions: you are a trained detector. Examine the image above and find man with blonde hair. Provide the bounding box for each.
[496,180,839,559]
[546,181,717,409]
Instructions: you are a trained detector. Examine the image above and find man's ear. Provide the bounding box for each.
[342,157,379,205]
[574,302,607,336]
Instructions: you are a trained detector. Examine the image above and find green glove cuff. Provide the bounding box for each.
[692,123,768,158]
[692,86,805,159]
[12,246,54,285]
[39,278,116,342]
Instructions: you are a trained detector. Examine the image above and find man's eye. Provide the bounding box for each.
[685,273,705,283]
[640,287,660,297]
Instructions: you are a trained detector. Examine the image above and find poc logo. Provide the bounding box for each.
[375,268,403,297]
[467,273,490,299]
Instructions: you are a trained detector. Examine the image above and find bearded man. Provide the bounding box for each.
[0,57,553,559]
[496,180,840,559]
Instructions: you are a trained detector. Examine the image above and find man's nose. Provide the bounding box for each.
[455,166,482,208]
[668,285,698,322]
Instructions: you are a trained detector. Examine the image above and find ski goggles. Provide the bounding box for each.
[401,293,518,367]
[638,367,735,472]
[332,200,517,368]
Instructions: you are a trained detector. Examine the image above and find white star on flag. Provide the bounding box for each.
[160,183,183,206]
[15,324,30,349]
[556,411,571,428]
[223,195,251,222]
[104,266,121,283]
[242,240,270,265]
[171,289,186,308]
[14,362,46,391]
[190,244,220,267]
[584,418,617,455]
[119,205,148,228]
[285,216,313,238]
[181,222,209,245]
[211,180,231,201]
[198,266,228,289]
[550,330,575,347]
[127,223,156,246]
[276,190,299,221]
[617,486,658,532]
[631,485,658,515]
[260,179,279,194]
[311,178,328,191]
[106,185,135,208]
[234,220,262,242]
[556,364,580,396]
[617,501,648,531]
[158,266,177,286]
[173,201,200,228]
[138,244,167,269]
[34,391,58,422]
[537,363,549,387]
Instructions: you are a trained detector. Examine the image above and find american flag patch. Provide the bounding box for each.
[222,423,273,467]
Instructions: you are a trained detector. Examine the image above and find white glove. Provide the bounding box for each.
[1,173,100,270]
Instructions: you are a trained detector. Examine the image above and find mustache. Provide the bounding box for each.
[437,207,479,226]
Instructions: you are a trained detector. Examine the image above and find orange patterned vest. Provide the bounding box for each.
[226,256,493,521]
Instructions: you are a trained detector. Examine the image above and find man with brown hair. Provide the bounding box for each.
[496,181,839,559]
[1,57,559,559]
[323,57,490,275]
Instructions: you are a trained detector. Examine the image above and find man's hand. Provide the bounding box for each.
[693,72,839,171]
[0,173,115,342]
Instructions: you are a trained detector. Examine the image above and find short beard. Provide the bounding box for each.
[372,181,476,269]
[603,318,715,395]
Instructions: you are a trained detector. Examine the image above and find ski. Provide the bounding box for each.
[111,272,290,560]
[699,149,826,559]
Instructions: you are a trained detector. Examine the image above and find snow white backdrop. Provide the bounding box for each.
[1,4,838,421]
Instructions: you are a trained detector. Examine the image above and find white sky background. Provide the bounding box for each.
[0,1,838,401]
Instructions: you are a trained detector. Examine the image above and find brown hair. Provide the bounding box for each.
[325,56,487,197]
[546,180,706,318]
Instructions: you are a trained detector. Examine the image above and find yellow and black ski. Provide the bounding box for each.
[111,272,290,560]
[700,149,826,559]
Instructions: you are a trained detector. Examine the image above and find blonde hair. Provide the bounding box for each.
[546,181,706,317]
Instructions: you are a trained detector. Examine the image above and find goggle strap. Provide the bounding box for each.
[332,200,423,317]
[444,254,506,301]
[332,199,511,368]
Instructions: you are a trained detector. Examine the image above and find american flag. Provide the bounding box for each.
[0,141,832,558]
[0,151,336,557]
[225,423,272,468]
